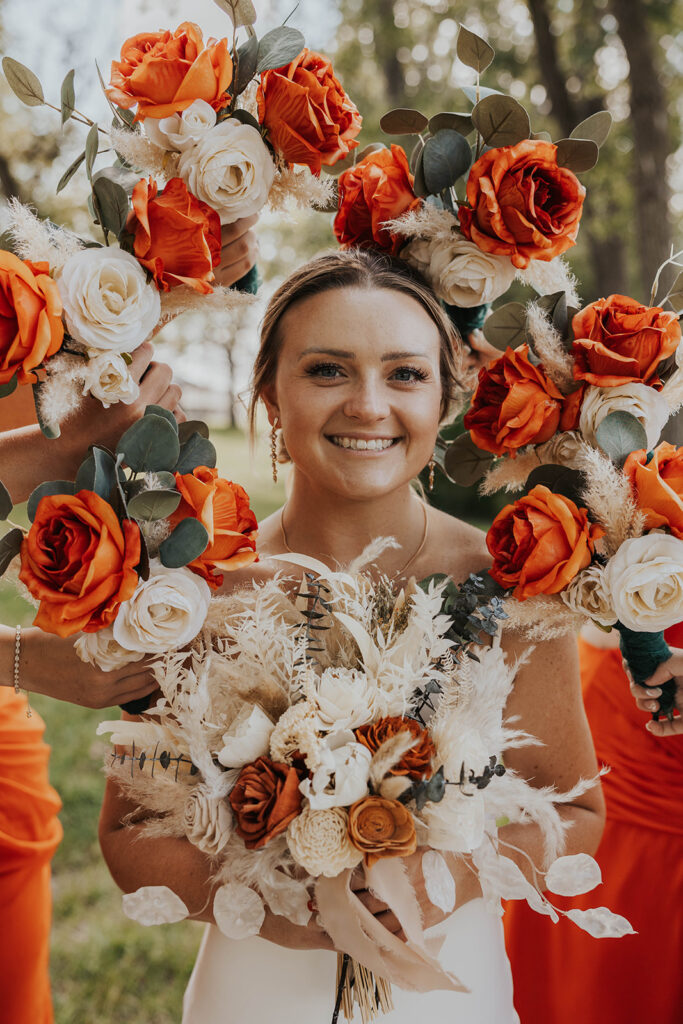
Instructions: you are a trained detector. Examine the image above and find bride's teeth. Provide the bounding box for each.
[331,436,395,450]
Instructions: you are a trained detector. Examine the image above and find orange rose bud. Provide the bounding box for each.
[334,145,421,255]
[623,442,683,539]
[229,756,303,850]
[458,140,585,269]
[348,795,417,868]
[354,716,435,780]
[257,49,362,173]
[106,21,233,121]
[19,491,141,638]
[128,177,221,294]
[487,484,604,600]
[0,252,64,386]
[571,294,681,388]
[170,467,258,588]
[464,345,577,456]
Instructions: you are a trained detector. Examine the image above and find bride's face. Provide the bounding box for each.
[264,286,443,501]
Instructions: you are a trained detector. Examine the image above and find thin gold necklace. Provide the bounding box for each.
[279,500,429,578]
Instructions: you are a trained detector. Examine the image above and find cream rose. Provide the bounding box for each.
[83,351,139,407]
[310,667,377,733]
[58,247,160,353]
[560,564,617,627]
[183,785,232,856]
[74,624,144,671]
[287,806,363,877]
[403,233,516,308]
[299,731,372,810]
[605,534,683,631]
[144,99,217,152]
[579,383,669,450]
[217,704,274,768]
[112,560,211,654]
[177,118,275,225]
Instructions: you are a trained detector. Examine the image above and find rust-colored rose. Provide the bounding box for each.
[229,756,303,849]
[458,140,585,269]
[257,48,362,173]
[127,177,221,294]
[487,484,604,600]
[348,795,417,868]
[464,345,582,456]
[624,442,683,540]
[334,145,421,255]
[571,294,681,388]
[19,491,141,638]
[170,467,258,588]
[354,716,435,780]
[0,252,63,386]
[106,21,232,121]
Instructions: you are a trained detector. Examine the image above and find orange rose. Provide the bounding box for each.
[106,22,232,121]
[348,795,417,868]
[0,252,63,386]
[334,145,421,255]
[127,177,221,294]
[257,48,362,173]
[458,140,585,269]
[487,484,604,600]
[354,716,435,780]
[463,345,582,456]
[571,294,681,388]
[19,491,141,638]
[624,442,683,539]
[229,756,303,850]
[170,467,258,588]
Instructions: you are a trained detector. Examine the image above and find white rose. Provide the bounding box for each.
[311,667,377,733]
[605,534,683,631]
[420,788,486,853]
[183,785,232,856]
[560,564,617,627]
[74,625,145,671]
[299,731,372,810]
[579,383,669,450]
[287,806,363,877]
[177,118,274,224]
[217,705,274,768]
[112,560,211,654]
[144,99,217,152]
[403,233,516,308]
[58,247,160,353]
[82,351,139,408]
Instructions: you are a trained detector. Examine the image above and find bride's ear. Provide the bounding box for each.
[261,384,280,426]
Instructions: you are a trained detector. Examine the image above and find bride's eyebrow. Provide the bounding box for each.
[297,347,427,361]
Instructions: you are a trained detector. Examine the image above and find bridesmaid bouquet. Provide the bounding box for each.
[98,550,632,1022]
[0,1,359,435]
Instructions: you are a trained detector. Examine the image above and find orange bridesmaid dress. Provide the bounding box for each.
[503,624,683,1024]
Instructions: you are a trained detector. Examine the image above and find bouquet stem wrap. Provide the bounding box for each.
[614,623,675,721]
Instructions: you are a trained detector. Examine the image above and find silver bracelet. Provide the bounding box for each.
[13,625,31,718]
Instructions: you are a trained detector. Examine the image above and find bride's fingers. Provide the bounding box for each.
[375,910,403,936]
[220,214,259,247]
[355,890,388,916]
[646,716,683,738]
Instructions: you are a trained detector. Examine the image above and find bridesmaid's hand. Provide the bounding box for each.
[214,215,259,288]
[630,648,683,737]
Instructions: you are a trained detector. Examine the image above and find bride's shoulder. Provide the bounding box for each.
[424,505,492,585]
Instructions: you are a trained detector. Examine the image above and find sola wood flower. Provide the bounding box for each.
[348,795,417,867]
[213,882,265,939]
[229,756,303,849]
[287,806,363,877]
[122,885,189,926]
[183,785,232,856]
[560,564,616,627]
[355,715,435,780]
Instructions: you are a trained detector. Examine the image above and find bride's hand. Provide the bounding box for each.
[259,905,335,951]
[629,648,683,737]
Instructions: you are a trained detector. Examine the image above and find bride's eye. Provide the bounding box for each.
[391,365,429,383]
[305,362,345,379]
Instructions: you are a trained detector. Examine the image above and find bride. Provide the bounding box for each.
[99,248,605,1023]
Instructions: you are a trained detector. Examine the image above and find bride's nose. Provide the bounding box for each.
[342,377,390,422]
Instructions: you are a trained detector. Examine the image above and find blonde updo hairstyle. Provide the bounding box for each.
[249,248,467,459]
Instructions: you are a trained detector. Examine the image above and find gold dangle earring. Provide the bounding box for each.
[270,420,279,483]
[428,457,436,492]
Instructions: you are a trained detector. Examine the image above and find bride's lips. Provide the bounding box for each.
[325,435,403,452]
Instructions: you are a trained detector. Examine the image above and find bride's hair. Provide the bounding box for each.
[249,248,468,441]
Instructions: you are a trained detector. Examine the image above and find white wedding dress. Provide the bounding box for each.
[182,897,519,1023]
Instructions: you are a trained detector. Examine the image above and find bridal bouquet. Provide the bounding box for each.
[1,1,358,435]
[99,550,632,1022]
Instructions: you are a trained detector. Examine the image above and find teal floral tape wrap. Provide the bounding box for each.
[614,623,675,721]
[234,264,260,295]
[443,301,489,339]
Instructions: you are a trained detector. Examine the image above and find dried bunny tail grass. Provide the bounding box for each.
[383,203,458,243]
[479,448,544,496]
[159,283,255,323]
[575,444,644,554]
[501,594,584,640]
[110,127,178,179]
[516,256,580,307]
[267,165,336,212]
[347,536,400,574]
[36,352,89,432]
[6,199,83,269]
[526,302,575,393]
[369,732,418,789]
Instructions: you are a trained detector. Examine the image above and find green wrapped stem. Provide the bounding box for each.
[442,301,489,339]
[614,623,675,722]
[234,264,259,295]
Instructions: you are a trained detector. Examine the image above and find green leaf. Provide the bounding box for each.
[93,163,140,196]
[92,176,129,237]
[471,94,530,148]
[428,112,473,136]
[411,144,428,198]
[556,138,599,173]
[115,105,136,129]
[380,108,428,135]
[74,447,116,501]
[178,420,210,443]
[409,137,424,174]
[422,129,472,194]
[127,488,181,521]
[174,433,217,475]
[2,56,44,106]
[27,481,76,522]
[145,405,179,433]
[482,302,528,350]
[256,26,305,74]
[230,107,261,132]
[235,35,260,95]
[0,376,18,399]
[443,433,494,487]
[664,270,683,313]
[595,411,648,467]
[460,84,501,106]
[117,415,181,473]
[159,517,209,568]
[85,123,99,181]
[570,111,612,148]
[56,150,86,193]
[525,464,586,507]
[32,381,60,438]
[60,68,75,125]
[0,528,23,577]
[0,479,12,521]
[535,290,569,338]
[456,25,494,73]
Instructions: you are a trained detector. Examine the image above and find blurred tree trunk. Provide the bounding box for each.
[609,0,673,297]
[375,0,404,104]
